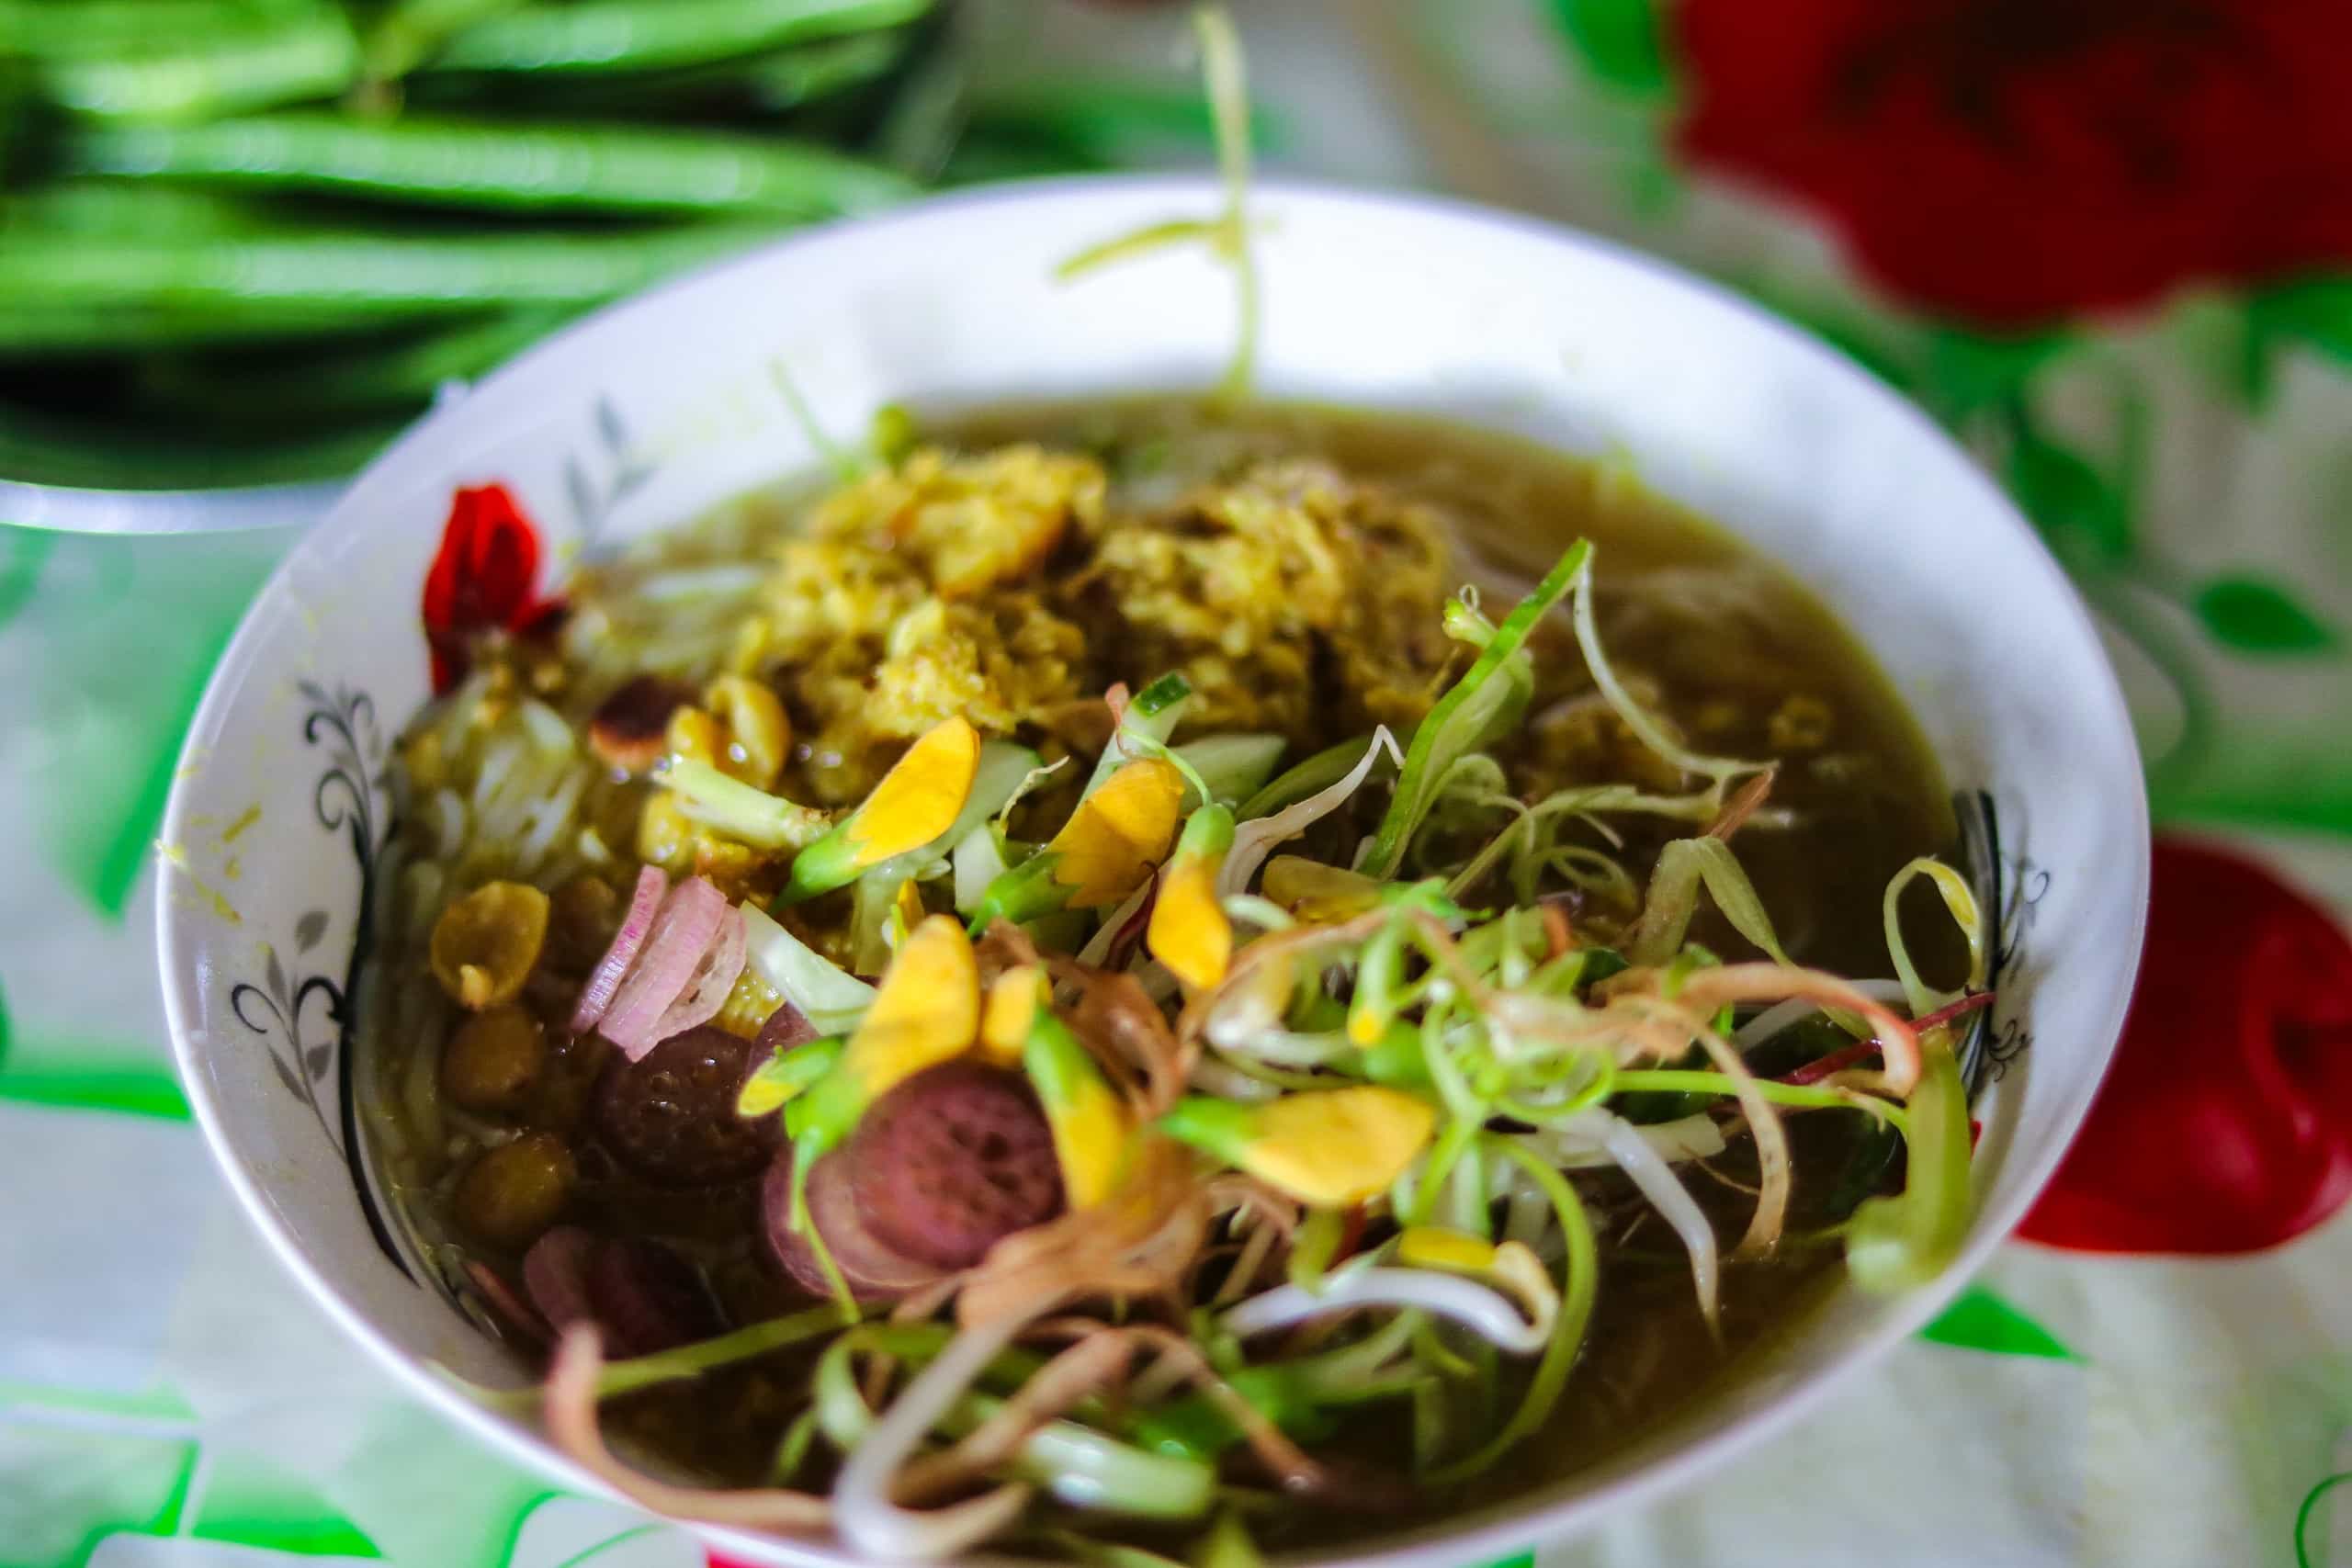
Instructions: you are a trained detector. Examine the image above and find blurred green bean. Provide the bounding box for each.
[431,0,930,77]
[2,181,284,237]
[0,302,411,354]
[0,0,308,60]
[361,0,528,85]
[133,306,576,418]
[0,0,954,487]
[0,223,776,323]
[64,112,917,216]
[36,13,360,123]
[411,28,909,117]
[0,400,403,489]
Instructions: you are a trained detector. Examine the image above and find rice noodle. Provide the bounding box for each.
[1525,1111,1726,1170]
[1222,1263,1555,1356]
[1618,993,1792,1257]
[1557,1110,1719,1328]
[513,765,588,876]
[831,1311,1038,1562]
[1729,977,1906,1055]
[545,1325,831,1530]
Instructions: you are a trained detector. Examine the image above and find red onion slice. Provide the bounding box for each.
[649,904,747,1043]
[599,877,728,1060]
[571,864,669,1034]
[522,1225,598,1334]
[754,1000,819,1055]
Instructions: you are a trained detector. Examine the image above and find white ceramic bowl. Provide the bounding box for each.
[156,176,2149,1568]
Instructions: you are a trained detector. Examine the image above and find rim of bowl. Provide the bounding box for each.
[158,172,2152,1568]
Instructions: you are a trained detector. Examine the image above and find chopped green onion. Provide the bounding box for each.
[1082,671,1193,801]
[1846,1035,1971,1292]
[1174,732,1287,809]
[662,757,830,850]
[1610,1069,1911,1134]
[1626,837,1794,967]
[1883,855,1985,1017]
[952,823,1012,916]
[741,902,875,1035]
[1421,1137,1596,1483]
[1361,539,1591,879]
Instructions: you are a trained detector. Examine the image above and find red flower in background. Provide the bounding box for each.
[1672,0,2352,324]
[2021,840,2352,1255]
[421,483,560,694]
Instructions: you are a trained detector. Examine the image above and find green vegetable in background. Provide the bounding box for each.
[0,0,950,489]
[429,0,929,77]
[63,115,917,217]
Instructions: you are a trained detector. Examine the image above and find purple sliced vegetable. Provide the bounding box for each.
[848,1062,1063,1270]
[571,864,669,1035]
[754,1000,819,1055]
[586,1236,723,1356]
[522,1225,599,1334]
[647,903,745,1043]
[593,1025,778,1188]
[599,876,728,1061]
[763,1148,945,1303]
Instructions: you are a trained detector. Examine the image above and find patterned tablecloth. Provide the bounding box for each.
[6,4,2352,1565]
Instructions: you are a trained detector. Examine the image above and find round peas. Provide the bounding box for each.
[453,1131,576,1247]
[439,1002,546,1112]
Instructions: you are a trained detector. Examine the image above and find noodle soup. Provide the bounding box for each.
[364,399,1971,1562]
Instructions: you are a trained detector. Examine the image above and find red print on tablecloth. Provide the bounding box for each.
[1672,0,2352,324]
[422,483,563,695]
[2020,839,2352,1254]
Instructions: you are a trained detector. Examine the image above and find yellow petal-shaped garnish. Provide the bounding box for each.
[1396,1225,1499,1273]
[890,877,926,940]
[978,964,1047,1067]
[1148,854,1231,991]
[1238,1087,1436,1207]
[1047,1073,1131,1209]
[1049,757,1184,908]
[1263,855,1385,922]
[842,914,978,1097]
[846,715,981,868]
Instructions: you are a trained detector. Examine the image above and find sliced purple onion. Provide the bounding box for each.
[648,904,746,1043]
[570,865,669,1035]
[599,876,728,1061]
[522,1225,599,1334]
[755,1001,819,1055]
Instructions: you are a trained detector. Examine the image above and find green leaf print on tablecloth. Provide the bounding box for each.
[1544,0,1669,96]
[2252,279,2352,367]
[0,527,53,631]
[1,526,285,921]
[1919,1286,2079,1364]
[0,976,189,1121]
[2193,577,2341,656]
